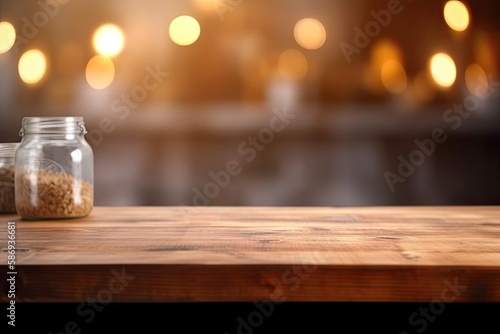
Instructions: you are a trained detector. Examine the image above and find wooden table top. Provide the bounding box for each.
[1,206,499,302]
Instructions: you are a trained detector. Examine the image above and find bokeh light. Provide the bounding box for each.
[370,38,403,70]
[380,59,407,94]
[465,63,488,97]
[294,18,326,50]
[0,22,16,54]
[169,16,201,46]
[367,38,404,94]
[85,55,115,89]
[278,49,308,81]
[443,1,470,32]
[18,49,47,85]
[93,24,125,57]
[429,53,457,88]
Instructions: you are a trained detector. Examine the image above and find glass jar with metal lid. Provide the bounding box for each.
[0,143,19,214]
[15,117,94,220]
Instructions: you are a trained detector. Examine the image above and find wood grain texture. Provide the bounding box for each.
[1,206,499,302]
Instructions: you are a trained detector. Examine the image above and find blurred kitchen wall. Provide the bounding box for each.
[0,0,499,206]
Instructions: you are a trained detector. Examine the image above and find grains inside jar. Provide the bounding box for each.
[0,166,16,213]
[16,170,93,219]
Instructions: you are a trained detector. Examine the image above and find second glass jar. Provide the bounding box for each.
[0,143,19,214]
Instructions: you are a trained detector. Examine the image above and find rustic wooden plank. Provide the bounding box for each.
[1,206,500,302]
[2,265,498,303]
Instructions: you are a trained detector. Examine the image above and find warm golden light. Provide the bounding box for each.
[380,59,407,94]
[429,53,457,88]
[465,63,488,97]
[294,18,326,50]
[85,55,115,89]
[444,1,470,32]
[366,39,404,94]
[169,16,201,46]
[370,38,403,70]
[93,24,125,57]
[18,49,47,85]
[278,49,308,81]
[0,22,16,54]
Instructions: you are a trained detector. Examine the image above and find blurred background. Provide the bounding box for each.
[0,0,499,206]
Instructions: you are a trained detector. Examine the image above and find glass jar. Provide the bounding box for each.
[15,117,94,220]
[0,143,19,214]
